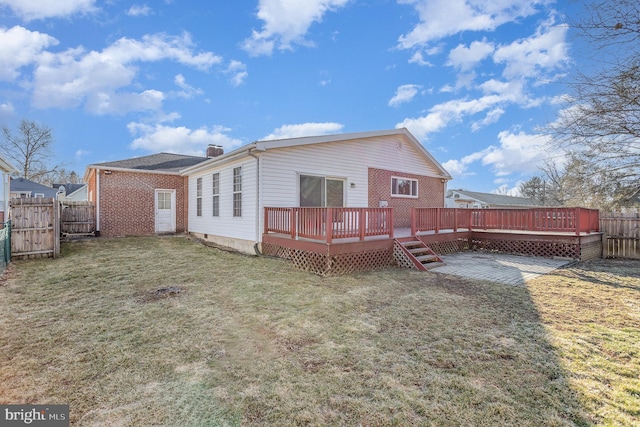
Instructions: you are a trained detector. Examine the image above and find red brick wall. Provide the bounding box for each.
[97,170,188,237]
[368,168,444,227]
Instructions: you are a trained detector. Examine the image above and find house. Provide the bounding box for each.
[181,128,452,254]
[10,177,58,199]
[445,189,539,209]
[52,183,88,202]
[84,153,208,237]
[0,153,18,223]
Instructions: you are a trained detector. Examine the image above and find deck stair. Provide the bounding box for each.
[394,238,445,271]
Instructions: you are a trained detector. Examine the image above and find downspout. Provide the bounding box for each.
[248,148,262,255]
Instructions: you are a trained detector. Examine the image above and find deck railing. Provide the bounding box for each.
[412,207,600,236]
[264,207,394,243]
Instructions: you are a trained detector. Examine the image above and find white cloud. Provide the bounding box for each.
[262,122,344,140]
[0,26,58,81]
[471,107,504,131]
[408,51,433,67]
[75,149,90,160]
[128,122,243,155]
[389,84,422,107]
[225,60,248,87]
[0,102,15,120]
[127,4,151,17]
[397,0,546,49]
[242,0,349,56]
[174,74,203,99]
[0,0,97,20]
[444,130,553,179]
[447,39,494,71]
[397,95,504,140]
[32,33,221,114]
[493,16,569,80]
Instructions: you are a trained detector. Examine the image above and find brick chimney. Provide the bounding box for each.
[206,144,224,158]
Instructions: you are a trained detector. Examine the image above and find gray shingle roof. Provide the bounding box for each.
[10,178,58,198]
[450,190,538,207]
[89,153,208,173]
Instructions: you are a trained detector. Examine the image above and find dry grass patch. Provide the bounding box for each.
[0,236,633,425]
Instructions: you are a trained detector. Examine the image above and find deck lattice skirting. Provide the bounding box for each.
[261,241,394,276]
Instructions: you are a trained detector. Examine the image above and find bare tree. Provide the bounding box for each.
[547,0,640,207]
[1,119,60,182]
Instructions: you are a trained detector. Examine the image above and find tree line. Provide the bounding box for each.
[521,0,639,210]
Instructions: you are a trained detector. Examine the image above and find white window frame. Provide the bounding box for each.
[233,167,242,217]
[212,173,220,217]
[196,177,202,217]
[391,176,418,198]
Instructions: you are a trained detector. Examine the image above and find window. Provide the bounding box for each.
[233,167,242,217]
[196,177,202,216]
[391,177,418,198]
[157,192,172,210]
[212,173,220,217]
[299,175,344,207]
[34,193,45,198]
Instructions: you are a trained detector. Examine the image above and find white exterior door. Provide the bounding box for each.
[155,189,176,233]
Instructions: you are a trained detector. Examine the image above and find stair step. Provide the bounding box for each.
[408,247,429,254]
[423,262,445,270]
[401,240,423,247]
[416,254,438,262]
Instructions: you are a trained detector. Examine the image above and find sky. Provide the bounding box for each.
[0,0,585,194]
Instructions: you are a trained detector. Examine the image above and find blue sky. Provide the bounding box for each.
[0,0,583,193]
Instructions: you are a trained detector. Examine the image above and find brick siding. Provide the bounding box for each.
[97,170,188,237]
[368,167,444,227]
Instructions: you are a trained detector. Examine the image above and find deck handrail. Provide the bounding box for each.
[264,207,394,243]
[411,207,600,236]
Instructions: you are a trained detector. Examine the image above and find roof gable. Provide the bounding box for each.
[182,128,452,179]
[10,178,58,197]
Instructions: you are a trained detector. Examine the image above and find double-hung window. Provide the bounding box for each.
[196,177,203,216]
[391,177,418,198]
[212,173,220,217]
[233,167,242,217]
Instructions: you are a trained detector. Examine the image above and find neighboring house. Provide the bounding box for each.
[182,128,452,254]
[445,189,539,209]
[52,183,88,202]
[84,153,208,237]
[0,153,18,223]
[10,177,58,199]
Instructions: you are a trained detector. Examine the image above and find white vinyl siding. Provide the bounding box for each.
[260,134,437,209]
[188,159,257,243]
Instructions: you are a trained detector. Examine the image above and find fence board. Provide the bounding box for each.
[61,201,95,236]
[10,197,59,259]
[600,211,640,259]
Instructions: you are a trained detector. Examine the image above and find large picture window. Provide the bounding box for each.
[233,167,242,217]
[196,177,203,216]
[299,175,344,207]
[391,177,418,198]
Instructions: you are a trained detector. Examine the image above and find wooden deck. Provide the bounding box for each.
[262,207,602,275]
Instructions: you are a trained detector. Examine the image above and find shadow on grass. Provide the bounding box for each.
[1,237,622,426]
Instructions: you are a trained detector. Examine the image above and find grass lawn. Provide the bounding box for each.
[0,236,638,426]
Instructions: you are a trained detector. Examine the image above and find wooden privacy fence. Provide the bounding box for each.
[60,201,95,237]
[10,197,60,259]
[9,198,96,260]
[600,211,640,259]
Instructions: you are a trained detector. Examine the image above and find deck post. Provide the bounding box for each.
[264,207,269,235]
[326,208,333,244]
[453,208,458,232]
[290,208,296,239]
[389,208,394,239]
[435,208,441,234]
[410,208,417,236]
[359,208,366,241]
[575,207,581,236]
